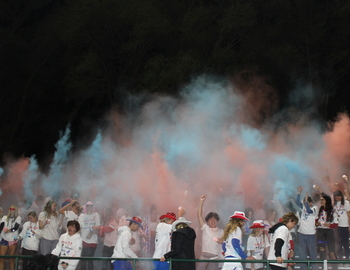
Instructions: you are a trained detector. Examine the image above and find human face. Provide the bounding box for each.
[248,211,253,219]
[207,217,218,228]
[67,224,77,236]
[334,196,342,202]
[166,219,175,224]
[51,202,57,211]
[9,206,16,216]
[28,215,37,223]
[72,203,80,213]
[130,223,140,231]
[320,197,326,206]
[286,220,297,230]
[86,205,93,214]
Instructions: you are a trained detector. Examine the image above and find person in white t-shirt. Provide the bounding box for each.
[78,201,100,270]
[295,186,318,270]
[153,211,177,270]
[59,200,81,223]
[268,212,299,270]
[197,195,223,270]
[246,220,270,270]
[38,200,62,255]
[0,205,22,270]
[19,211,42,270]
[333,190,350,259]
[221,211,255,270]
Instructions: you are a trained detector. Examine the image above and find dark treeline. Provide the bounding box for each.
[1,0,350,164]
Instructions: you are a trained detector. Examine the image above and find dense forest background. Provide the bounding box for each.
[1,0,350,165]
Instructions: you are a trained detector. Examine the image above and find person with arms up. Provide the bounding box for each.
[197,195,223,270]
[295,186,318,270]
[313,185,338,261]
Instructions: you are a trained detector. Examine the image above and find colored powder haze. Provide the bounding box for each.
[0,75,350,222]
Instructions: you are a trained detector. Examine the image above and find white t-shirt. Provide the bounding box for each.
[0,216,21,242]
[78,212,100,244]
[201,223,223,256]
[38,212,60,240]
[298,204,318,234]
[334,201,350,227]
[316,209,338,229]
[246,234,270,269]
[268,225,291,268]
[153,222,172,258]
[19,221,42,251]
[223,227,244,259]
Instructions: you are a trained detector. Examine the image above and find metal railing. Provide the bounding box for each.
[0,255,349,270]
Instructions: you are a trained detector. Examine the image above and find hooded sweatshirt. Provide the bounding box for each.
[51,232,82,270]
[112,225,138,261]
[267,223,291,269]
[164,226,196,270]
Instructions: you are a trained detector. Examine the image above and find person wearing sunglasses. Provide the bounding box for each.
[0,205,21,270]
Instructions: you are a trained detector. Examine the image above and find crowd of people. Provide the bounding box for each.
[1,175,350,270]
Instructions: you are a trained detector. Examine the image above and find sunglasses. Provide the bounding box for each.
[9,208,16,210]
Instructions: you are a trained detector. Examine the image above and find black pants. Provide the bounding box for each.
[81,246,97,270]
[22,248,38,270]
[103,245,114,270]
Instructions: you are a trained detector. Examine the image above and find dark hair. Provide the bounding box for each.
[205,212,220,222]
[67,220,80,232]
[333,190,345,205]
[28,211,37,218]
[319,193,334,222]
[306,196,313,203]
[244,207,254,219]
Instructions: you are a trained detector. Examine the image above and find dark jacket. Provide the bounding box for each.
[164,226,196,270]
[27,254,59,270]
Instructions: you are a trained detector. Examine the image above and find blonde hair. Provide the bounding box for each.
[43,200,58,218]
[6,205,18,222]
[159,218,173,223]
[251,227,263,237]
[222,218,244,241]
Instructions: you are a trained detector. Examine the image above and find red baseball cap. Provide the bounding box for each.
[159,212,177,221]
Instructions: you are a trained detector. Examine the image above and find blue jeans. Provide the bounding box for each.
[153,261,170,270]
[113,260,132,270]
[298,232,317,270]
